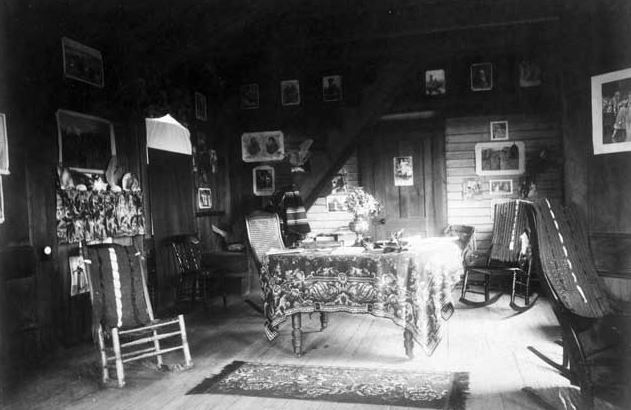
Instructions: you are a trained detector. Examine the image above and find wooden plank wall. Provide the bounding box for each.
[445,114,563,251]
[306,152,358,239]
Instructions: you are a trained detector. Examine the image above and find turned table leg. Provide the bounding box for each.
[292,313,303,357]
[319,312,328,331]
[404,329,414,359]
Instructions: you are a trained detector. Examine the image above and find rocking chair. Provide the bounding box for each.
[82,241,193,388]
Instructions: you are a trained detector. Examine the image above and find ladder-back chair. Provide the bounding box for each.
[82,242,193,388]
[460,200,539,312]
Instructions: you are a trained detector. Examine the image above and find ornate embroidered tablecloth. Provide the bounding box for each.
[260,238,463,356]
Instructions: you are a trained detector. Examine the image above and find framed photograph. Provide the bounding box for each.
[393,156,414,186]
[326,193,349,212]
[424,69,446,96]
[195,91,207,121]
[56,110,116,173]
[0,113,8,175]
[470,62,493,91]
[280,80,300,106]
[253,165,275,196]
[475,141,525,176]
[519,60,542,88]
[61,37,104,88]
[489,179,514,195]
[490,120,509,140]
[322,75,342,102]
[591,67,631,155]
[198,187,212,210]
[240,83,259,109]
[69,255,89,296]
[241,131,284,162]
[0,176,4,224]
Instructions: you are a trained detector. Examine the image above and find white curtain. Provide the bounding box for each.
[145,114,191,160]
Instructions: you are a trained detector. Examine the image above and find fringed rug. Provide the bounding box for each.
[188,361,468,409]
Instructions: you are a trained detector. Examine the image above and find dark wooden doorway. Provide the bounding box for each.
[358,119,446,240]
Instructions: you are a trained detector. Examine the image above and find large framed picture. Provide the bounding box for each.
[241,131,284,162]
[240,83,259,109]
[56,110,116,173]
[0,113,8,175]
[61,37,104,88]
[424,69,446,96]
[471,62,493,91]
[280,80,300,106]
[195,91,208,121]
[322,75,342,102]
[591,67,631,155]
[490,120,509,140]
[253,165,275,196]
[475,141,525,176]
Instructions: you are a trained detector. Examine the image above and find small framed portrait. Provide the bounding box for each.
[393,156,414,186]
[69,255,89,296]
[198,187,212,210]
[475,141,525,176]
[519,60,542,88]
[322,75,342,102]
[253,165,275,196]
[326,193,349,212]
[489,179,514,195]
[241,131,284,162]
[591,67,631,154]
[240,83,259,109]
[61,37,104,88]
[424,69,446,96]
[490,121,509,141]
[195,91,208,121]
[470,62,493,91]
[280,80,300,106]
[56,110,116,173]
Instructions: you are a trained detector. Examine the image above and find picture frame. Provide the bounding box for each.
[489,179,514,195]
[475,141,525,176]
[69,255,89,296]
[240,83,259,109]
[197,187,212,210]
[241,131,284,162]
[280,80,300,106]
[0,113,8,175]
[195,91,208,121]
[253,165,275,196]
[62,37,104,88]
[56,109,116,173]
[424,69,446,96]
[490,120,509,141]
[470,62,493,91]
[393,156,414,186]
[519,60,542,88]
[322,75,342,102]
[326,193,349,212]
[591,67,631,155]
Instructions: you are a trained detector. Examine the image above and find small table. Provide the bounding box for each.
[260,238,463,358]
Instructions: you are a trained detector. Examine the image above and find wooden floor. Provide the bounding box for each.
[3,294,577,410]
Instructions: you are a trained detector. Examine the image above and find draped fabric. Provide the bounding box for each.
[260,240,463,356]
[145,114,191,156]
[85,244,151,330]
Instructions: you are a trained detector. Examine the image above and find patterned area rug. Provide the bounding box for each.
[188,361,469,409]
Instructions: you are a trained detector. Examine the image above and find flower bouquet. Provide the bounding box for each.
[344,187,381,245]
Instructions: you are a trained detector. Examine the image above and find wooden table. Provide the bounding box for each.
[260,238,463,358]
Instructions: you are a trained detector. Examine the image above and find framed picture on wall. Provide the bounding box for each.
[241,131,284,162]
[322,75,342,102]
[393,156,414,186]
[280,80,300,106]
[0,113,8,175]
[489,179,513,195]
[591,67,631,154]
[56,110,116,173]
[61,37,104,88]
[326,193,349,212]
[519,60,542,88]
[490,120,509,140]
[470,62,493,91]
[195,91,208,121]
[424,69,446,96]
[253,165,275,196]
[475,141,525,176]
[69,255,89,296]
[197,187,212,210]
[240,83,259,109]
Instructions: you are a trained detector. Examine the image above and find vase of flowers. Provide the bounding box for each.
[345,187,381,246]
